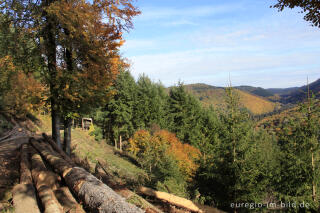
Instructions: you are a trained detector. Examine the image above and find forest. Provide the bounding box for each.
[1,0,320,212]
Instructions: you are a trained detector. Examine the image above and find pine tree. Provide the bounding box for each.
[133,75,167,130]
[196,86,278,211]
[166,83,204,147]
[104,70,136,149]
[276,92,320,211]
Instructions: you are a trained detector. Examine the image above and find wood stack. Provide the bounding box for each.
[29,137,144,213]
[12,144,41,213]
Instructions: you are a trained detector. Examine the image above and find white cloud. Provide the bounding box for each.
[128,48,320,88]
[123,3,320,88]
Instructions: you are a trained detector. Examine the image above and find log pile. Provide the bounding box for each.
[11,136,145,213]
[12,144,41,213]
[29,137,144,213]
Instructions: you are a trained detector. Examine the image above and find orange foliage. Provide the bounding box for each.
[154,130,201,178]
[43,0,140,113]
[0,56,46,117]
[129,129,200,179]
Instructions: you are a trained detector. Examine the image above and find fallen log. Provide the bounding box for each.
[30,147,63,213]
[42,133,75,166]
[12,143,40,213]
[137,186,203,213]
[30,138,145,213]
[54,187,85,213]
[20,143,32,184]
[12,184,41,213]
[95,162,162,213]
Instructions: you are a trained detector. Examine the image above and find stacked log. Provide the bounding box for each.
[12,144,41,213]
[30,147,64,213]
[30,138,145,213]
[54,187,85,213]
[42,133,75,165]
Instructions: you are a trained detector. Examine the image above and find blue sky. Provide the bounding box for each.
[121,0,320,88]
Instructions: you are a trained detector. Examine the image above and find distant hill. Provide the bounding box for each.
[184,83,279,115]
[280,78,320,104]
[235,86,274,97]
[266,87,299,96]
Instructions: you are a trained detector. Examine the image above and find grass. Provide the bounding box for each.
[36,114,147,185]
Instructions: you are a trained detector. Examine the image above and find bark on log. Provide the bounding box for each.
[20,143,33,184]
[42,133,75,166]
[30,147,63,213]
[95,163,162,213]
[12,144,40,213]
[65,167,144,213]
[137,186,203,213]
[30,138,145,213]
[54,187,85,213]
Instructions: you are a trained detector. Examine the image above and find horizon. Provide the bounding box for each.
[122,0,320,88]
[163,77,319,89]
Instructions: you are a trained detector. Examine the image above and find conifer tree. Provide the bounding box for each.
[276,91,320,211]
[133,75,167,130]
[166,83,204,147]
[105,70,136,149]
[196,87,277,211]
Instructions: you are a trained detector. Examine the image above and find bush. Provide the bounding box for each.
[128,129,200,198]
[89,124,103,141]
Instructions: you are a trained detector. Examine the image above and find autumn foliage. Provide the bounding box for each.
[0,56,45,117]
[128,129,200,179]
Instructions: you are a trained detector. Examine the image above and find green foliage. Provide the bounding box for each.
[166,83,204,148]
[195,87,279,211]
[103,70,137,143]
[274,95,320,211]
[89,125,103,141]
[156,177,189,198]
[133,75,167,130]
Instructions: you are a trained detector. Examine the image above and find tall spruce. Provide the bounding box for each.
[105,70,136,149]
[133,75,167,130]
[166,83,204,147]
[196,86,277,211]
[276,92,320,211]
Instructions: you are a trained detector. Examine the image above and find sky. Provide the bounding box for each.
[121,0,320,88]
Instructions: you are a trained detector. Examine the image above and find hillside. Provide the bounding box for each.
[184,83,279,115]
[235,85,274,97]
[280,78,320,104]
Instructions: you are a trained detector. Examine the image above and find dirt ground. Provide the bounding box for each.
[0,136,29,210]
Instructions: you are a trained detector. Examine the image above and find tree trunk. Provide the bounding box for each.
[63,118,72,155]
[114,138,117,149]
[119,135,122,151]
[312,152,316,201]
[43,0,61,149]
[51,106,61,148]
